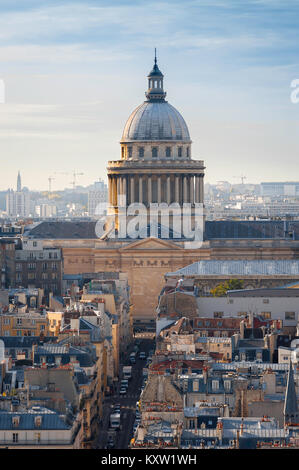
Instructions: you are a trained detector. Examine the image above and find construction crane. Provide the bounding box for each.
[70,171,84,190]
[48,176,55,192]
[54,171,84,189]
[233,175,247,185]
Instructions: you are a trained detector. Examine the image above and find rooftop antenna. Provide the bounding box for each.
[155,47,157,65]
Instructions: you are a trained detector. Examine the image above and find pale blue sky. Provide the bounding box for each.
[0,0,298,190]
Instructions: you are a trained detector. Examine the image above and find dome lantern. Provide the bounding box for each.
[145,49,166,102]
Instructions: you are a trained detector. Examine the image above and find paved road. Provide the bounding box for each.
[95,338,154,449]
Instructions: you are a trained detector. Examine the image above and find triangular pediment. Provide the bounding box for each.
[120,237,183,251]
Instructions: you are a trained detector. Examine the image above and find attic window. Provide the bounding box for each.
[35,416,42,427]
[12,416,20,427]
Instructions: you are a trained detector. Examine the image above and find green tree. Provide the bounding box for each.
[211,279,244,297]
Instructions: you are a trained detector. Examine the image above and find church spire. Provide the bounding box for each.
[145,49,166,102]
[284,360,299,426]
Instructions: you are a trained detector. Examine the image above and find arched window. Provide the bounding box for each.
[152,147,158,158]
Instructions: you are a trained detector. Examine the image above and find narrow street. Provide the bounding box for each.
[95,338,154,449]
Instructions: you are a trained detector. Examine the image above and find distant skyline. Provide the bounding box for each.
[0,0,298,190]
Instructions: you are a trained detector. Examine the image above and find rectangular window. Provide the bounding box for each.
[128,147,132,158]
[261,312,271,319]
[42,273,48,280]
[16,318,22,325]
[263,299,269,304]
[165,147,171,158]
[42,263,48,270]
[212,380,219,390]
[178,147,182,157]
[224,380,231,391]
[285,312,295,320]
[193,379,199,392]
[13,433,18,443]
[52,262,57,270]
[28,263,36,270]
[138,147,144,158]
[16,264,22,272]
[28,273,36,280]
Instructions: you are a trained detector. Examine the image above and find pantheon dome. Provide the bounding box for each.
[120,54,192,161]
[121,101,191,143]
[107,53,205,213]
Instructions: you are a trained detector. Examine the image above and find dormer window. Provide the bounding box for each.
[12,416,20,427]
[34,416,42,427]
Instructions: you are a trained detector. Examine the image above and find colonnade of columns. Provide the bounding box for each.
[108,173,204,207]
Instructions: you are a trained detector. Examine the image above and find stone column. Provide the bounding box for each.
[195,175,200,203]
[167,176,171,204]
[183,175,188,203]
[108,176,112,205]
[122,176,127,205]
[130,176,135,204]
[139,176,143,203]
[116,177,121,207]
[199,175,204,203]
[157,176,161,203]
[147,176,152,207]
[190,175,194,205]
[175,175,180,203]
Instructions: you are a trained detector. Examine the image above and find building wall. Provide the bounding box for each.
[40,237,299,321]
[197,297,299,326]
[0,314,49,337]
[0,429,72,446]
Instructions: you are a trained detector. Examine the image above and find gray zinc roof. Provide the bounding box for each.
[166,260,299,277]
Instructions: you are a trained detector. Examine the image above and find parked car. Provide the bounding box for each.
[113,404,121,413]
[139,351,146,359]
[119,387,127,395]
